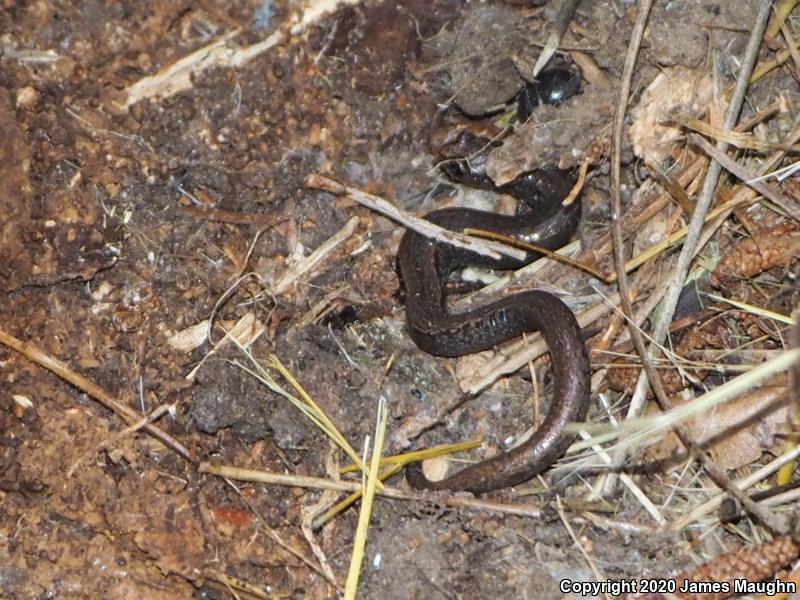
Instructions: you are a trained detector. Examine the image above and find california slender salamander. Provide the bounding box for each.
[397,69,590,493]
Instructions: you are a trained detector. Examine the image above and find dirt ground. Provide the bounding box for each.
[1,0,799,598]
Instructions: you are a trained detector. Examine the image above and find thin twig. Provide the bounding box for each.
[453,239,581,306]
[273,215,360,294]
[67,403,175,477]
[690,133,800,219]
[531,0,585,77]
[0,327,195,463]
[222,477,340,587]
[312,464,404,530]
[204,462,666,534]
[576,429,666,526]
[607,0,659,487]
[555,495,609,600]
[671,440,800,531]
[305,174,528,262]
[464,226,608,281]
[606,0,787,535]
[668,0,790,535]
[570,349,800,462]
[123,0,365,107]
[641,0,775,405]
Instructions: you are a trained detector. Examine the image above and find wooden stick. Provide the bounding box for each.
[305,174,528,262]
[0,327,195,462]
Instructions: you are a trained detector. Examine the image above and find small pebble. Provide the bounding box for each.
[16,86,39,110]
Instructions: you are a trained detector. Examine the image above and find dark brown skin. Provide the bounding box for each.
[397,190,591,493]
[398,68,590,492]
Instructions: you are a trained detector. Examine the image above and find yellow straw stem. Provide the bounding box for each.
[344,396,388,599]
[339,438,482,474]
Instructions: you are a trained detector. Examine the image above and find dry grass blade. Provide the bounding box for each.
[344,396,388,599]
[703,292,796,324]
[201,462,667,530]
[607,200,737,282]
[600,1,781,531]
[202,463,366,492]
[185,313,265,380]
[648,165,696,214]
[554,496,607,588]
[324,439,481,529]
[676,115,800,152]
[766,0,800,38]
[231,344,369,478]
[338,439,482,474]
[689,133,800,219]
[313,464,404,530]
[266,354,380,488]
[670,442,800,531]
[750,38,800,82]
[778,11,800,77]
[574,430,666,526]
[273,216,359,294]
[569,347,800,453]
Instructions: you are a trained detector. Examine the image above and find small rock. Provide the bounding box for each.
[16,86,39,110]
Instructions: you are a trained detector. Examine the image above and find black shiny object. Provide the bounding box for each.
[517,68,581,122]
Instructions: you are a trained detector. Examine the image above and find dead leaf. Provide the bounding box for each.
[650,378,789,470]
[630,66,715,164]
